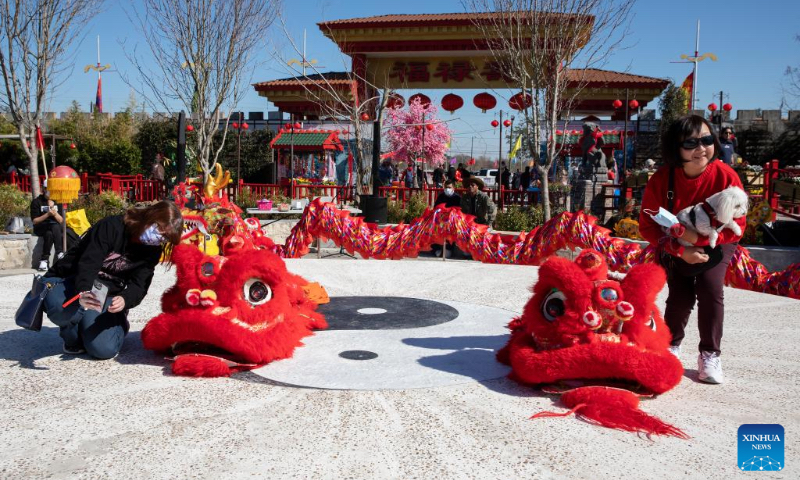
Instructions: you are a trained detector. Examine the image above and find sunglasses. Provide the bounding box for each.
[680,135,715,150]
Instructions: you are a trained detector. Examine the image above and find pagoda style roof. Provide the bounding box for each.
[567,68,670,89]
[318,12,584,29]
[269,130,344,152]
[318,12,592,54]
[253,72,354,91]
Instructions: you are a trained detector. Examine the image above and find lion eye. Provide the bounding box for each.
[646,313,657,332]
[243,278,272,306]
[541,289,567,322]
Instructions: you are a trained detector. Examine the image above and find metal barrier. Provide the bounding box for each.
[764,160,800,220]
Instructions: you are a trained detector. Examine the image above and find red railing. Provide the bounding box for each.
[2,171,167,202]
[1,172,46,192]
[3,173,564,209]
[377,185,557,210]
[764,159,800,221]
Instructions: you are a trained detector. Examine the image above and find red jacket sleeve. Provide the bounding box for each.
[638,169,684,256]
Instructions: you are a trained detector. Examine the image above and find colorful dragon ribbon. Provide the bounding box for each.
[270,199,799,300]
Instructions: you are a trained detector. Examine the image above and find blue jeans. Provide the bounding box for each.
[42,276,129,360]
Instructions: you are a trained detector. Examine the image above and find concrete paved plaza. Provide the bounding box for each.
[0,258,797,479]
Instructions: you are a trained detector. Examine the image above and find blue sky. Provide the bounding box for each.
[50,0,800,158]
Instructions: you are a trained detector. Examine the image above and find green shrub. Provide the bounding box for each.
[387,198,405,224]
[0,184,31,229]
[386,192,429,224]
[235,186,259,210]
[403,192,428,223]
[494,204,559,232]
[71,191,128,225]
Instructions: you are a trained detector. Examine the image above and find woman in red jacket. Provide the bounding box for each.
[639,115,745,384]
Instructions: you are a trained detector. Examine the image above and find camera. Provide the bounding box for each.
[41,206,51,213]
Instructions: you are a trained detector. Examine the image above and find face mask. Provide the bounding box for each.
[644,207,679,229]
[444,188,454,196]
[139,224,165,246]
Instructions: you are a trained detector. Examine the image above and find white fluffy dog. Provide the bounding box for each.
[676,186,749,248]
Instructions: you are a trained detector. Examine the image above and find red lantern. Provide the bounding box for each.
[409,93,431,108]
[232,122,239,129]
[387,93,405,109]
[508,92,532,111]
[186,124,194,132]
[242,122,249,130]
[293,122,301,129]
[284,123,292,129]
[503,119,512,127]
[491,120,499,128]
[415,125,422,131]
[556,130,563,135]
[708,103,718,111]
[441,93,464,114]
[629,99,639,109]
[612,99,623,109]
[426,123,434,131]
[69,143,76,149]
[360,113,370,121]
[473,92,497,113]
[722,103,733,112]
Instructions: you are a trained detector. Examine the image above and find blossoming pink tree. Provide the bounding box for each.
[384,98,452,168]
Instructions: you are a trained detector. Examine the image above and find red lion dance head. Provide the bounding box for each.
[498,249,686,438]
[142,244,327,377]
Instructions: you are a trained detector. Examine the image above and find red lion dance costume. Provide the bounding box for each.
[498,249,687,438]
[142,167,328,377]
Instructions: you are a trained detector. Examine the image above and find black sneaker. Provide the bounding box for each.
[63,342,86,355]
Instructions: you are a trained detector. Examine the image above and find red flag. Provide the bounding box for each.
[36,126,45,150]
[95,76,103,113]
[680,72,693,111]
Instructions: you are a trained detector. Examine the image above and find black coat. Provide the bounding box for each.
[48,215,162,309]
[434,192,461,208]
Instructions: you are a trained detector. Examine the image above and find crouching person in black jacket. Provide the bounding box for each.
[41,201,183,359]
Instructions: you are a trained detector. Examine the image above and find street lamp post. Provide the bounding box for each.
[231,113,249,195]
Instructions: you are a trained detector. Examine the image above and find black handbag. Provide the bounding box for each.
[14,275,54,331]
[658,168,724,277]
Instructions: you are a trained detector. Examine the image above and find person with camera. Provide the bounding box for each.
[40,201,182,359]
[30,179,65,271]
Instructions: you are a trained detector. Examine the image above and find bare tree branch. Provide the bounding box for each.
[265,16,400,194]
[0,0,102,196]
[462,0,635,220]
[122,0,280,180]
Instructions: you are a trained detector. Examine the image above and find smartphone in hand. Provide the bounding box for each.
[89,280,109,312]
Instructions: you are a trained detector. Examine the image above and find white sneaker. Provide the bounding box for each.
[698,351,724,384]
[668,345,682,358]
[37,260,48,271]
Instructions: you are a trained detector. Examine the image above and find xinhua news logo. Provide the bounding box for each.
[738,424,784,472]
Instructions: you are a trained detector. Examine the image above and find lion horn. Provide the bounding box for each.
[531,386,689,439]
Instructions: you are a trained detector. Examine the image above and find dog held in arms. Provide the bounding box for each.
[675,186,749,248]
